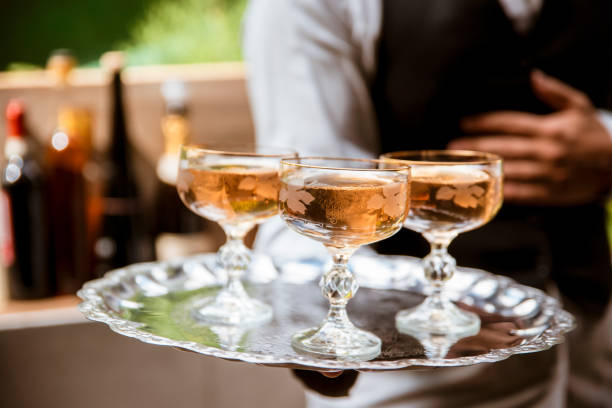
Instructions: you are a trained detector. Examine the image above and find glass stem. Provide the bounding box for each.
[320,246,359,330]
[218,223,253,300]
[423,234,456,304]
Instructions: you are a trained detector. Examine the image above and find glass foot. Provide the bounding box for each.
[191,290,273,327]
[395,296,480,338]
[291,324,381,361]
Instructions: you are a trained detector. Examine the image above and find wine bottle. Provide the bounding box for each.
[154,80,207,260]
[94,54,144,274]
[46,50,99,293]
[1,100,55,299]
[47,107,95,293]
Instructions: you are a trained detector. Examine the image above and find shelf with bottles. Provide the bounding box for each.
[0,61,254,221]
[0,58,258,301]
[0,61,253,162]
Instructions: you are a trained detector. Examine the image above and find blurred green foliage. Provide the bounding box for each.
[0,0,153,70]
[5,63,42,72]
[120,0,248,65]
[1,0,246,71]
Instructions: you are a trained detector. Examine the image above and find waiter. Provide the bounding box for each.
[244,0,612,406]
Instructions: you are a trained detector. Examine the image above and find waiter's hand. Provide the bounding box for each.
[449,70,612,206]
[320,371,343,378]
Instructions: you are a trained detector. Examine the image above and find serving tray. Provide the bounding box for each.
[77,253,575,371]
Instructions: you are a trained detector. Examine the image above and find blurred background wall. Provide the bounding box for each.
[0,63,255,201]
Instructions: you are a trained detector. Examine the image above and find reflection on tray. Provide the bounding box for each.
[209,325,251,352]
[78,254,576,371]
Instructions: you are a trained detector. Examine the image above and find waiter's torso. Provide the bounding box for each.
[371,0,612,315]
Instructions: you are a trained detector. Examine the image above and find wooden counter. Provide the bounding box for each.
[0,295,84,331]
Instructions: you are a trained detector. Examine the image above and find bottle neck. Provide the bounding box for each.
[161,113,188,156]
[109,70,129,169]
[5,101,28,157]
[7,122,24,140]
[5,100,25,140]
[156,112,188,185]
[53,108,92,155]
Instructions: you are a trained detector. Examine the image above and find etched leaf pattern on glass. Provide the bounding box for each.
[280,183,315,214]
[177,169,194,193]
[436,184,485,209]
[239,176,278,200]
[238,176,256,191]
[366,183,407,218]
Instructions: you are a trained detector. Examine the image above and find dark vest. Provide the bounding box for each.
[372,0,612,316]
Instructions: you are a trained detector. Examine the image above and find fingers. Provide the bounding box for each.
[460,111,545,136]
[448,136,565,162]
[503,181,551,203]
[503,176,605,205]
[503,160,568,183]
[530,69,592,111]
[320,371,343,378]
[448,135,569,205]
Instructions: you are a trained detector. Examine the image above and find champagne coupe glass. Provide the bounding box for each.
[279,157,411,360]
[380,150,502,338]
[177,144,297,326]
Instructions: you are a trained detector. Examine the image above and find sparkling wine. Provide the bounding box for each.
[280,173,409,247]
[406,166,501,234]
[177,165,280,225]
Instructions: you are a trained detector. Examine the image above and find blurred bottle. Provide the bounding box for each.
[1,100,55,299]
[47,108,95,293]
[154,80,207,260]
[46,50,99,293]
[94,52,145,274]
[46,49,76,88]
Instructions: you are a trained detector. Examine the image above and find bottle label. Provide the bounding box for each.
[0,191,15,267]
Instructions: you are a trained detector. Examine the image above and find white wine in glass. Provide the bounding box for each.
[281,173,409,247]
[381,150,502,338]
[177,145,297,326]
[408,166,501,234]
[280,158,411,360]
[179,165,280,225]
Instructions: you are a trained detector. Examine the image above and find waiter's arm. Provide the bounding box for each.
[243,0,380,158]
[243,0,382,262]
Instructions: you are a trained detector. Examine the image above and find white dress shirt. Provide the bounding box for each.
[243,1,608,406]
[245,0,548,158]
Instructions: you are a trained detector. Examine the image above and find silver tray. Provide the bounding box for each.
[77,254,575,371]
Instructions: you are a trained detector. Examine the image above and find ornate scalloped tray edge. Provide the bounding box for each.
[78,254,576,371]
